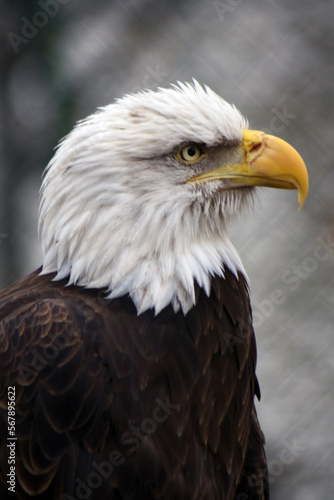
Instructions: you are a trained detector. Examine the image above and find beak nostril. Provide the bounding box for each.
[249,142,262,154]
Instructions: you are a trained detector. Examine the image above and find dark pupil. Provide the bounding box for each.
[187,147,196,157]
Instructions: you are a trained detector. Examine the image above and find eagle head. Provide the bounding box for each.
[39,81,308,314]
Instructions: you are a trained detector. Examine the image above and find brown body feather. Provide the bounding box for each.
[0,268,268,499]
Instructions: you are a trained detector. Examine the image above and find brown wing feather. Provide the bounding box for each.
[0,268,268,499]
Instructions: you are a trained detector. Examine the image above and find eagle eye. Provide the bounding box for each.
[178,145,205,163]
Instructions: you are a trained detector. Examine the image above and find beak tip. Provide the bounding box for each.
[297,188,308,212]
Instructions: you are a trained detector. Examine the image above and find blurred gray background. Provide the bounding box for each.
[1,0,333,498]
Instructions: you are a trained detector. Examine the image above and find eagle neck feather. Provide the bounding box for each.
[39,185,246,315]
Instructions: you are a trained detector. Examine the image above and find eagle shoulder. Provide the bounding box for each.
[0,271,115,497]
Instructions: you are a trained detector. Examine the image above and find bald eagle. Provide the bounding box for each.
[0,82,308,500]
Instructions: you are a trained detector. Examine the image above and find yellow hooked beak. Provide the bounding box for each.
[188,130,308,211]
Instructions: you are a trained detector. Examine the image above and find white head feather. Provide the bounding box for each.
[39,81,252,314]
